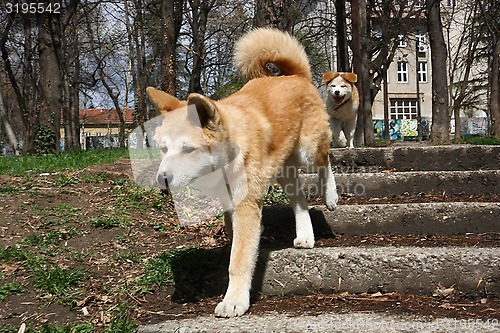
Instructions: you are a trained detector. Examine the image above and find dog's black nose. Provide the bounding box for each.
[334,90,341,96]
[157,173,173,189]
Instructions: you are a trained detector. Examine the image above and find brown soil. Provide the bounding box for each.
[0,159,498,330]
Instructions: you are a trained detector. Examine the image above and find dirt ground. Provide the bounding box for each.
[1,159,499,330]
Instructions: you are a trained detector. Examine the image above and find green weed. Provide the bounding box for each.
[0,184,23,196]
[0,282,25,301]
[103,303,137,333]
[0,322,95,333]
[79,172,108,183]
[33,266,86,297]
[54,174,80,187]
[454,135,500,145]
[0,149,129,176]
[263,185,290,205]
[89,216,128,229]
[24,229,79,247]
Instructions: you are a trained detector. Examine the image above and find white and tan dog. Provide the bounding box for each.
[323,72,359,148]
[146,28,338,317]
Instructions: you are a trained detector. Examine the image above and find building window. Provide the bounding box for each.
[418,61,428,83]
[397,61,409,83]
[390,99,418,119]
[416,32,427,48]
[398,34,407,48]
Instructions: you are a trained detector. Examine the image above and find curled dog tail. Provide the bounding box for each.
[234,28,312,81]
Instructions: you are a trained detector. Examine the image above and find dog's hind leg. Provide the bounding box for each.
[315,141,338,211]
[278,166,315,249]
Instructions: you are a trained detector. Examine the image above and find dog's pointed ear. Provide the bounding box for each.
[187,93,221,130]
[146,87,186,113]
[322,72,339,84]
[341,73,358,83]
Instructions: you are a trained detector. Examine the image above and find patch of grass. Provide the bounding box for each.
[0,323,95,333]
[33,266,86,297]
[89,216,129,229]
[263,185,290,205]
[39,323,95,333]
[24,229,79,247]
[454,135,500,145]
[54,174,80,187]
[0,149,129,176]
[103,303,137,333]
[0,184,23,196]
[0,246,42,267]
[80,172,108,183]
[0,282,25,301]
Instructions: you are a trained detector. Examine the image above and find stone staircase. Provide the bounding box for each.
[260,144,500,298]
[139,144,500,332]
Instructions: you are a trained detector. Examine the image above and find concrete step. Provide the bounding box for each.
[138,311,500,333]
[262,203,500,236]
[303,170,500,197]
[329,144,500,172]
[256,246,500,297]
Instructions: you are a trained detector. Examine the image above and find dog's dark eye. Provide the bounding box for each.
[182,146,196,154]
[160,146,168,154]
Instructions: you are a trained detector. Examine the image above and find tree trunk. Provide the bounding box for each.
[1,17,32,151]
[133,0,148,128]
[335,0,350,71]
[361,0,375,146]
[101,76,126,148]
[0,85,20,155]
[189,0,212,94]
[36,3,64,154]
[490,37,500,138]
[352,0,364,146]
[254,0,300,30]
[161,0,183,95]
[62,3,81,152]
[426,0,450,143]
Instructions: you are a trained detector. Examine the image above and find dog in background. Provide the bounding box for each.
[146,28,338,318]
[323,72,359,148]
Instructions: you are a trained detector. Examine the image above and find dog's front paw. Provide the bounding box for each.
[325,192,338,211]
[215,298,250,318]
[294,236,314,249]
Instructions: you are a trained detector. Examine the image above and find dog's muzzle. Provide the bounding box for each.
[157,173,173,191]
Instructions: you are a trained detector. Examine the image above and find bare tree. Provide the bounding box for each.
[160,0,184,95]
[426,0,450,143]
[445,1,487,139]
[254,0,303,29]
[187,0,215,94]
[477,0,500,138]
[0,81,20,155]
[36,0,65,154]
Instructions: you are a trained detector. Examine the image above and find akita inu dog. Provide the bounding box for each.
[146,28,338,317]
[323,72,360,148]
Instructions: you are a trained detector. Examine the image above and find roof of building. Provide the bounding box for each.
[80,108,135,124]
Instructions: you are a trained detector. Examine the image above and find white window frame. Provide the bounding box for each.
[416,32,427,47]
[398,34,407,48]
[397,61,409,83]
[418,61,428,83]
[390,99,418,120]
